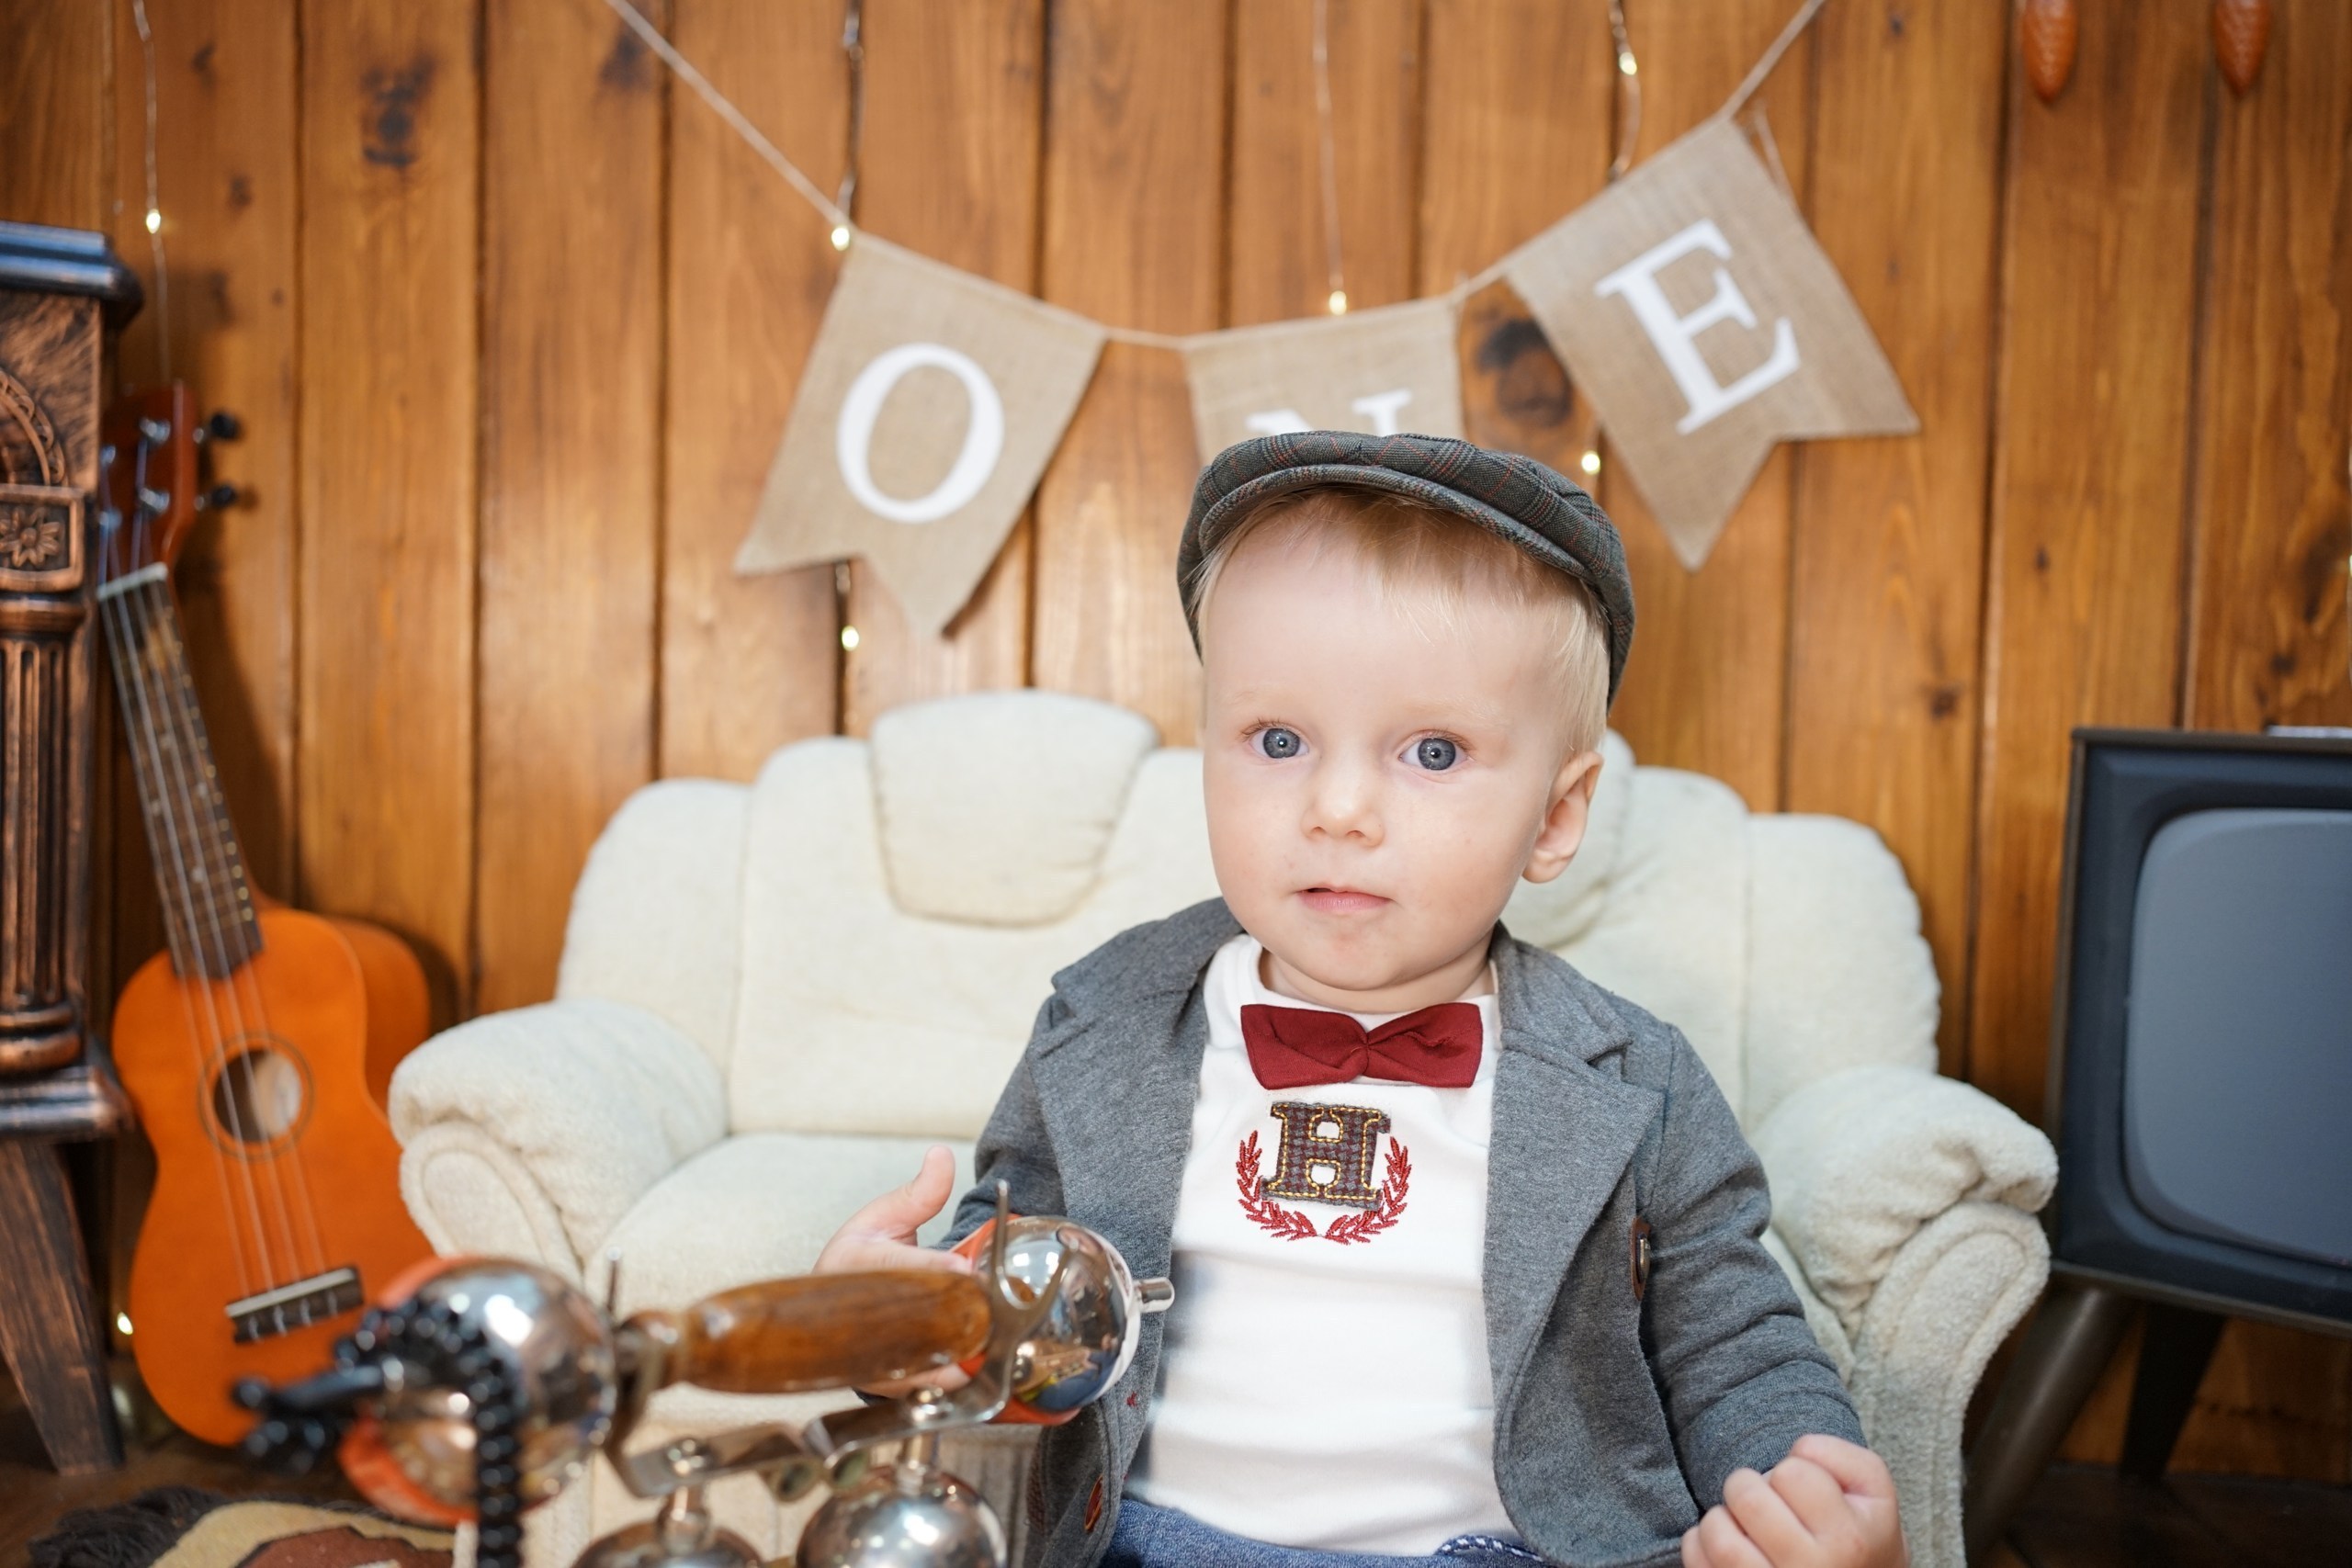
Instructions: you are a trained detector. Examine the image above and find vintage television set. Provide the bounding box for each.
[2048,727,2352,1324]
[1964,727,2352,1564]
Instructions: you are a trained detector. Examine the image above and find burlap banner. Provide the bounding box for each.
[1181,298,1464,462]
[735,236,1106,636]
[1506,118,1916,568]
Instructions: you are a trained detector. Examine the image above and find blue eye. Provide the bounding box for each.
[1413,737,1459,772]
[1256,727,1302,760]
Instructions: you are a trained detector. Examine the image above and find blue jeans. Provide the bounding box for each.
[1102,1498,1556,1568]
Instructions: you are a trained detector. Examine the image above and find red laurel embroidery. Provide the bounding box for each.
[1236,1132,1318,1239]
[1323,1143,1410,1245]
[1235,1131,1411,1244]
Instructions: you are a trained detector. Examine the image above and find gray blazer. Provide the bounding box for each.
[946,898,1860,1568]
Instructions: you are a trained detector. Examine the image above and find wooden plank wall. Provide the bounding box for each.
[5,0,2347,1479]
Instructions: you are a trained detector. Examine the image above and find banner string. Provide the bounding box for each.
[596,0,1828,352]
[1712,0,1830,125]
[602,0,851,231]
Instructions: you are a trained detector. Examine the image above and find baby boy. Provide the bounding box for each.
[819,433,1905,1568]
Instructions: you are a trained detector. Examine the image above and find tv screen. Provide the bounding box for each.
[2050,730,2352,1330]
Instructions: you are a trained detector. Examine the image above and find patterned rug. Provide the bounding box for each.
[29,1488,455,1568]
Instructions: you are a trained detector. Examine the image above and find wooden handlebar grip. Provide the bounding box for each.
[655,1270,992,1394]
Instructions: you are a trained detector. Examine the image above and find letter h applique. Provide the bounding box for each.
[1261,1102,1390,1211]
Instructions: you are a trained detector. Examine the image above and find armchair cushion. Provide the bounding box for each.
[390,998,728,1264]
[1749,1065,2055,1328]
[1742,816,1940,1127]
[872,691,1159,925]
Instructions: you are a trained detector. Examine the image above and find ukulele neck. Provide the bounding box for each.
[96,564,263,979]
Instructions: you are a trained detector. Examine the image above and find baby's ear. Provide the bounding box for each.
[1522,749,1605,885]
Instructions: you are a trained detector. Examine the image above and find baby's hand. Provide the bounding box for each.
[1681,1435,1905,1568]
[814,1144,973,1276]
[812,1145,974,1395]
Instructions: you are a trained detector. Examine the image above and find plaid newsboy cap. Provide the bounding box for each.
[1176,430,1636,705]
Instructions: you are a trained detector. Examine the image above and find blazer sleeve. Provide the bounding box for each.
[944,991,1070,1247]
[1643,1025,1864,1504]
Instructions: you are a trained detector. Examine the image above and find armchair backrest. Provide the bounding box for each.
[556,690,1939,1140]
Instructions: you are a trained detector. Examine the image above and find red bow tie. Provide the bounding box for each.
[1238,1001,1484,1090]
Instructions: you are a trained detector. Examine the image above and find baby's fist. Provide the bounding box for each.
[1681,1435,1905,1568]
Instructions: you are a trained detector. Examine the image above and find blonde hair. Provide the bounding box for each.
[1189,484,1611,752]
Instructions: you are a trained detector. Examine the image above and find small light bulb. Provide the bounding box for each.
[1327,288,1348,316]
[1618,52,1638,76]
[1579,449,1602,476]
[840,625,861,650]
[116,1311,134,1336]
[830,223,852,251]
[143,209,163,234]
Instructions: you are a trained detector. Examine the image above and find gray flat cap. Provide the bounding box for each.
[1177,430,1635,704]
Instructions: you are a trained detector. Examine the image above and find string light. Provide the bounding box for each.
[116,1311,134,1336]
[131,0,171,378]
[841,625,861,651]
[598,0,1826,352]
[1580,450,1603,477]
[1312,0,1347,321]
[1607,0,1642,183]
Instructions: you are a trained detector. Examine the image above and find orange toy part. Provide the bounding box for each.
[117,908,434,1446]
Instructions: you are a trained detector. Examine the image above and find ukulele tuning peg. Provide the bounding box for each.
[196,410,243,444]
[194,483,241,513]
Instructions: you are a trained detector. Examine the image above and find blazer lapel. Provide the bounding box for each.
[1483,932,1662,1414]
[1026,903,1236,1280]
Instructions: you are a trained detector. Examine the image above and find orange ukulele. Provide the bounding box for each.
[99,386,433,1444]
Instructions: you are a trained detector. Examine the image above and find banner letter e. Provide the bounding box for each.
[1594,219,1799,434]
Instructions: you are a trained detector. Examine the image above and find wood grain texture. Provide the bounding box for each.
[107,0,301,914]
[295,0,479,1022]
[1592,0,1814,812]
[0,1142,118,1472]
[2073,0,2352,1483]
[1229,0,1423,324]
[2182,0,2352,735]
[475,0,664,1012]
[1418,1,1611,501]
[655,1269,991,1393]
[842,0,1046,735]
[1029,0,1231,746]
[1969,1,2207,1120]
[659,0,844,780]
[0,0,109,231]
[1785,0,2007,1072]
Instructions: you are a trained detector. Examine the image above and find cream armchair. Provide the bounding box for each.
[389,690,2053,1568]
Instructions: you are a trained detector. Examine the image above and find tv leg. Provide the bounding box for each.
[2118,1303,2224,1481]
[1961,1280,2133,1567]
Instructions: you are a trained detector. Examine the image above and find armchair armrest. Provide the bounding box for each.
[390,998,729,1271]
[1749,1065,2054,1329]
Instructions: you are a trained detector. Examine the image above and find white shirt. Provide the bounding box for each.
[1125,934,1512,1552]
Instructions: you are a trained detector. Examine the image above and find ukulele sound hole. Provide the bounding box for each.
[209,1046,311,1148]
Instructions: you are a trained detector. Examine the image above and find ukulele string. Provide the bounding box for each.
[120,566,324,1282]
[117,439,326,1289]
[141,585,332,1277]
[98,502,270,1298]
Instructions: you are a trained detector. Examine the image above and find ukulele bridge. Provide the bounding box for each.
[226,1265,364,1344]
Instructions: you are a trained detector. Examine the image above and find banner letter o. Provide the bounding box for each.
[834,342,1007,524]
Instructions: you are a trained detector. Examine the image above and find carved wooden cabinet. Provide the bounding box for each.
[1,222,134,1077]
[0,220,139,1473]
